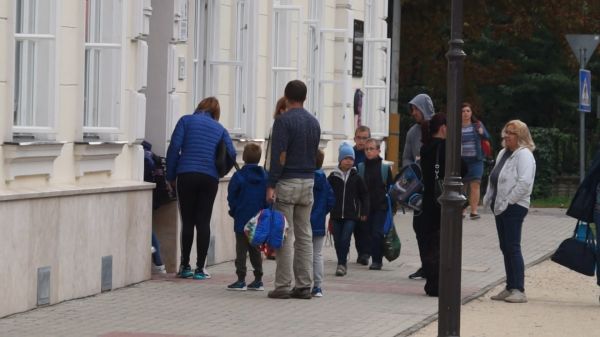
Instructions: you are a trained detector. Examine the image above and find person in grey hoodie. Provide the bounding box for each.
[403,93,435,280]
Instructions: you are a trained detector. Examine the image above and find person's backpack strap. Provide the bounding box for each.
[357,162,365,178]
[358,162,389,186]
[381,163,389,186]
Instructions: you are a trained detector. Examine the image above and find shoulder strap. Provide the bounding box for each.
[381,163,389,185]
[435,144,441,180]
[357,162,365,178]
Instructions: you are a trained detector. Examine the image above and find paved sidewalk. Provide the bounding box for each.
[0,208,573,337]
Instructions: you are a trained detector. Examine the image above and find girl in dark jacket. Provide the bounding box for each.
[328,143,369,276]
[418,113,448,297]
[166,97,236,280]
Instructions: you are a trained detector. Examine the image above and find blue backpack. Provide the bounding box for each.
[389,163,423,212]
[244,207,286,249]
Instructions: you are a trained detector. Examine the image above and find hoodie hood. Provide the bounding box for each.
[409,94,435,121]
[240,164,267,184]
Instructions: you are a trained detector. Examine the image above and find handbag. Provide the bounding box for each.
[477,121,493,158]
[382,195,401,261]
[551,221,597,277]
[215,136,239,178]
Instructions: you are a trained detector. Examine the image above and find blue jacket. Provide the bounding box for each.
[310,170,335,236]
[166,111,236,181]
[227,164,269,233]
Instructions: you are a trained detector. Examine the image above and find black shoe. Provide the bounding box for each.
[290,287,312,299]
[409,268,425,280]
[369,262,382,270]
[356,254,369,266]
[268,289,291,299]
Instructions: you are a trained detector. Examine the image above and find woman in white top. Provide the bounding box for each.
[483,120,536,304]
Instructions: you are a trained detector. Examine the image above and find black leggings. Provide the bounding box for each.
[177,173,218,269]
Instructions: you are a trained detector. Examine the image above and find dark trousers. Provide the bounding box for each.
[332,219,356,266]
[495,204,528,292]
[421,214,440,296]
[413,214,428,269]
[368,210,388,265]
[234,232,263,281]
[177,173,218,269]
[594,212,600,286]
[353,220,371,258]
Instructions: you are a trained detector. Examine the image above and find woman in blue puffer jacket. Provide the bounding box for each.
[166,97,236,280]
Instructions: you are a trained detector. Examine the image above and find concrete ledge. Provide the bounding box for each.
[0,181,154,201]
[0,185,153,318]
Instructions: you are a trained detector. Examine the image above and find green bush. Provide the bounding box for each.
[529,127,576,198]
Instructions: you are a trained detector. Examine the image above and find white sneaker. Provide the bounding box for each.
[490,289,512,301]
[504,289,527,303]
[152,264,167,274]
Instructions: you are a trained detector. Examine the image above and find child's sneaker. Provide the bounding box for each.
[177,265,193,278]
[335,264,347,276]
[311,287,323,297]
[227,280,247,291]
[247,280,264,291]
[193,268,211,280]
[152,264,167,274]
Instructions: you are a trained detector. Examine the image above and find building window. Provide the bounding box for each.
[13,0,56,137]
[193,0,254,137]
[271,2,301,111]
[306,1,351,135]
[363,0,390,138]
[84,0,123,138]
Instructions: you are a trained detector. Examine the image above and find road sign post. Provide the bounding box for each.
[565,34,599,182]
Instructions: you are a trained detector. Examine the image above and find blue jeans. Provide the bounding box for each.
[151,232,163,266]
[495,204,528,292]
[332,219,356,266]
[368,210,388,265]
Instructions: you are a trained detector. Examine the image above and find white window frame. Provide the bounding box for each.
[83,0,124,139]
[363,0,390,138]
[305,0,319,117]
[271,3,302,111]
[11,0,57,138]
[305,2,352,136]
[192,0,255,138]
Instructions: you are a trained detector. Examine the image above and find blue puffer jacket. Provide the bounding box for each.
[227,164,269,233]
[166,111,236,181]
[311,169,336,236]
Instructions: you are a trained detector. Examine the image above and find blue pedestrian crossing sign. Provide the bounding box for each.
[579,69,591,112]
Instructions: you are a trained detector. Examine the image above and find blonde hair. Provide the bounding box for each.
[501,119,536,151]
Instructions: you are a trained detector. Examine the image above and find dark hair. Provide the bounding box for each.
[315,149,325,169]
[284,80,307,103]
[462,102,479,123]
[421,113,447,146]
[196,97,221,121]
[242,143,261,164]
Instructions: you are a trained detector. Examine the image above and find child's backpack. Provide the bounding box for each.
[357,162,390,185]
[244,207,287,249]
[389,163,423,212]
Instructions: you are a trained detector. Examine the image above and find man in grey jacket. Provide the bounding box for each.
[403,93,434,280]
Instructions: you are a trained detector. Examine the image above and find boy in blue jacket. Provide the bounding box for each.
[227,143,268,291]
[310,149,335,297]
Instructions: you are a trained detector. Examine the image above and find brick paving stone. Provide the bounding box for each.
[0,208,573,337]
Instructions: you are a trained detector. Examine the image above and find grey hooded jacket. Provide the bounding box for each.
[402,94,435,166]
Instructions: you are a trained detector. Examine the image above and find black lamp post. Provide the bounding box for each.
[438,0,466,336]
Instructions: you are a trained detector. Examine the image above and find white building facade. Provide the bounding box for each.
[0,0,391,317]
